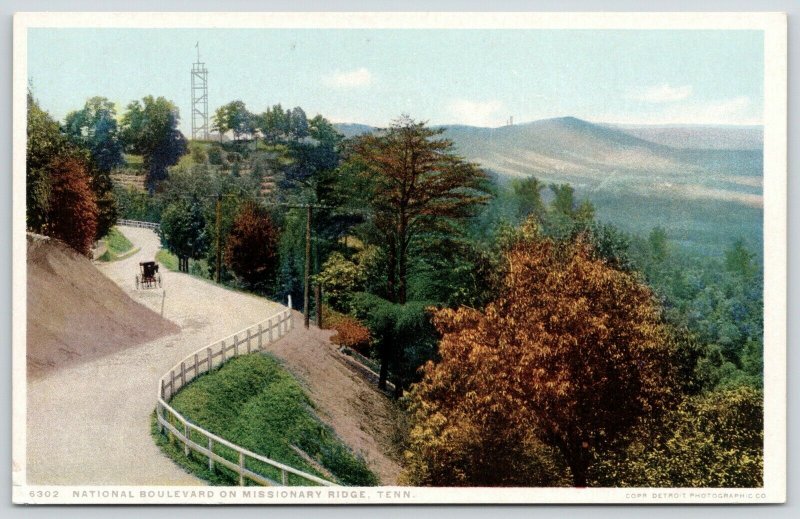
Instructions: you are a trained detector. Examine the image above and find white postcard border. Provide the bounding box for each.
[11,10,788,505]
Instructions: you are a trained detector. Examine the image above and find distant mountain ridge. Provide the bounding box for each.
[333,117,763,256]
[333,117,762,151]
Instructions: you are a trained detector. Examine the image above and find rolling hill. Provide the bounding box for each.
[334,118,763,257]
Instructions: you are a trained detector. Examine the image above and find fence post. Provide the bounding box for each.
[160,378,165,400]
[207,347,212,372]
[184,422,190,456]
[194,353,199,379]
[268,318,273,342]
[157,400,164,433]
[180,362,186,387]
[208,437,214,471]
[221,340,226,363]
[282,469,288,486]
[234,334,239,357]
[246,329,252,354]
[170,369,175,394]
[239,452,245,486]
[258,324,263,350]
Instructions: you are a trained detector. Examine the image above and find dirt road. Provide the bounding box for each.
[27,226,400,485]
[27,226,282,485]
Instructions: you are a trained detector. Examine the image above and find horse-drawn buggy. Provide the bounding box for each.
[136,261,162,289]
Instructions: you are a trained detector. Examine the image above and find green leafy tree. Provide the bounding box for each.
[63,96,125,173]
[121,96,187,193]
[62,97,122,239]
[212,100,255,141]
[254,104,290,144]
[512,176,545,221]
[549,183,576,215]
[648,226,669,262]
[159,198,209,272]
[725,238,757,279]
[592,385,763,487]
[540,183,595,240]
[351,293,437,397]
[26,91,72,233]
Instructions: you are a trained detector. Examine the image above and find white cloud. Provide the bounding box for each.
[322,68,373,88]
[447,99,505,127]
[631,84,693,103]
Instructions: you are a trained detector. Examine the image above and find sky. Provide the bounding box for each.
[27,28,764,132]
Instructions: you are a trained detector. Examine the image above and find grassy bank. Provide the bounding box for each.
[155,249,211,278]
[153,353,378,486]
[155,249,179,271]
[98,227,138,262]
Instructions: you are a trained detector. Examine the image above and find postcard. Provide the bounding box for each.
[12,11,787,504]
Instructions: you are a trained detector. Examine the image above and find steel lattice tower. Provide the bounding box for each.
[191,43,209,140]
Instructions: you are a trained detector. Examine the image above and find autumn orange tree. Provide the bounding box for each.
[45,157,99,256]
[403,229,678,487]
[224,201,280,290]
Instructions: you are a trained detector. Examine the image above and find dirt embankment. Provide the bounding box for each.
[268,320,404,484]
[26,233,179,379]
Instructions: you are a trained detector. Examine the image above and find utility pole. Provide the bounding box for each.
[303,205,312,328]
[215,194,221,283]
[314,227,322,328]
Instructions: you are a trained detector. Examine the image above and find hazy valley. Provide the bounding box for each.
[337,117,763,257]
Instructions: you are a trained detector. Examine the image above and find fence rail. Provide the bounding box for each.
[118,219,160,231]
[155,299,335,487]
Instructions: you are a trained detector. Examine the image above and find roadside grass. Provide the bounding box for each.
[97,227,139,262]
[155,249,211,278]
[155,249,179,271]
[153,353,378,486]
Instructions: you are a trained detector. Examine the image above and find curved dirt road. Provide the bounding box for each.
[26,226,283,485]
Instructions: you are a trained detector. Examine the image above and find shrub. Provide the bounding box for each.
[315,252,367,312]
[207,145,225,166]
[330,316,372,355]
[190,142,208,164]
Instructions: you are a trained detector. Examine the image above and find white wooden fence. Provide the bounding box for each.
[118,219,160,231]
[155,299,335,487]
